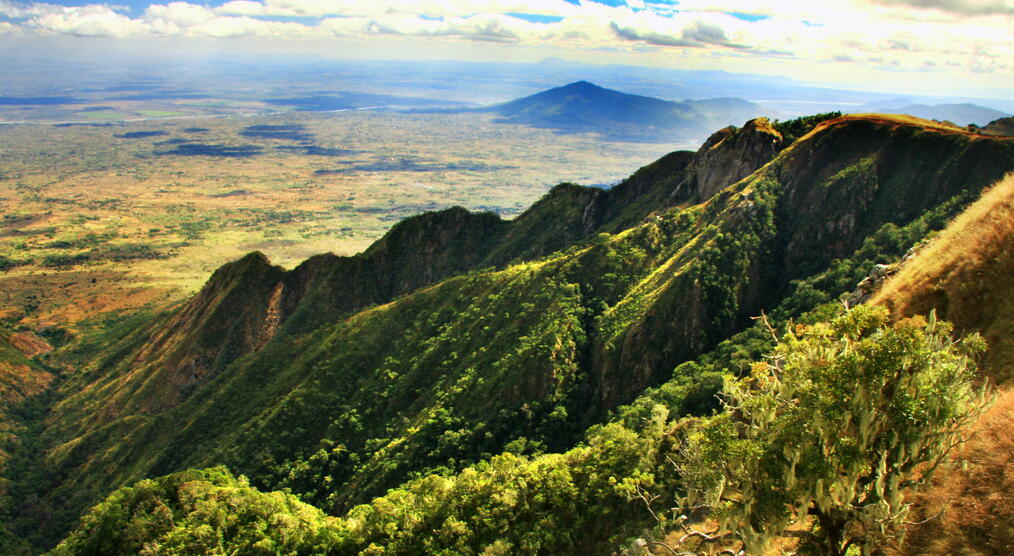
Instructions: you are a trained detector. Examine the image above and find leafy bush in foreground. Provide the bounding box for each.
[672,306,991,556]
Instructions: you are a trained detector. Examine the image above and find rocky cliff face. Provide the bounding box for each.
[690,117,784,201]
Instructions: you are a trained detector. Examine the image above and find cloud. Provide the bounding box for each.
[681,19,748,47]
[27,5,143,38]
[610,20,699,46]
[609,12,750,48]
[215,0,582,18]
[320,12,554,43]
[0,0,1009,92]
[145,2,216,27]
[0,1,67,19]
[871,0,1013,16]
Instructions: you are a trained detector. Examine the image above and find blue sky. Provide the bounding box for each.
[0,0,1011,96]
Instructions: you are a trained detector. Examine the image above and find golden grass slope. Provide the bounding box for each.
[871,172,1014,555]
[873,171,1014,384]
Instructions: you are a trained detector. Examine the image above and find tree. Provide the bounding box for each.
[671,305,991,556]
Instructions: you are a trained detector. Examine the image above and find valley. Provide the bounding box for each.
[0,110,668,327]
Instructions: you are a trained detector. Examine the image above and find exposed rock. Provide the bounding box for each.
[848,263,897,306]
[690,117,783,201]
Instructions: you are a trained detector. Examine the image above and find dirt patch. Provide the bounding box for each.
[8,331,52,357]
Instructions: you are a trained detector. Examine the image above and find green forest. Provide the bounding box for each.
[2,112,1013,555]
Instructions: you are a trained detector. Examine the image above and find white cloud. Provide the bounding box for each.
[871,0,1013,16]
[0,0,1008,85]
[216,0,582,18]
[0,1,68,19]
[145,2,216,27]
[27,5,144,38]
[320,12,559,43]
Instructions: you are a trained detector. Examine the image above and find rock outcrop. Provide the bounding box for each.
[690,117,783,201]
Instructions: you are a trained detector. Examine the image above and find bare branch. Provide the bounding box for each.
[635,485,664,525]
[904,509,945,526]
[753,311,779,341]
[676,528,735,546]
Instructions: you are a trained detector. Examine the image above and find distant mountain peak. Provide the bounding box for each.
[560,80,600,91]
[473,81,772,143]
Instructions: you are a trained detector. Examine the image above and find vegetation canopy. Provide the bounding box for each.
[672,305,992,556]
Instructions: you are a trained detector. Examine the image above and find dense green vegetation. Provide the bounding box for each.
[53,306,989,556]
[771,112,842,145]
[50,467,341,556]
[675,306,989,556]
[2,114,1013,554]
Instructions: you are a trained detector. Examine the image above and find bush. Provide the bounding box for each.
[673,305,991,556]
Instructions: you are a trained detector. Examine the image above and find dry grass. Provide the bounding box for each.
[870,172,1014,554]
[873,172,1014,384]
[817,113,976,135]
[894,386,1014,556]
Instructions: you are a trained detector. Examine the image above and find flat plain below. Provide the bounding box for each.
[0,110,671,326]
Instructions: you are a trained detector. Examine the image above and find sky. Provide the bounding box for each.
[0,0,1012,97]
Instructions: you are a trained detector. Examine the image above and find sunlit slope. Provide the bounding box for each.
[874,172,1014,383]
[25,115,1014,549]
[870,172,1014,555]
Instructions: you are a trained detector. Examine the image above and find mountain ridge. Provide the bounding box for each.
[4,113,1014,553]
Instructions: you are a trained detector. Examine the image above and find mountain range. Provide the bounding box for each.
[1,112,1013,554]
[856,99,1010,126]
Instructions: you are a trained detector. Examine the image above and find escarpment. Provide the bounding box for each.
[24,115,1014,548]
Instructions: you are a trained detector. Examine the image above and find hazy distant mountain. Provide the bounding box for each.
[481,81,771,142]
[857,102,1010,126]
[855,97,917,111]
[684,97,780,124]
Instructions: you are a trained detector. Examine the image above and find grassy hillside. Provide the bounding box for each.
[874,172,1014,383]
[7,115,1014,553]
[870,172,1014,554]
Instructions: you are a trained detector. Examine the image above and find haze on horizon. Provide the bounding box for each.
[0,0,1011,100]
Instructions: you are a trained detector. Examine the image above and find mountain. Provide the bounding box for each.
[856,102,1011,126]
[981,115,1014,136]
[479,81,771,142]
[4,113,1014,554]
[855,97,917,111]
